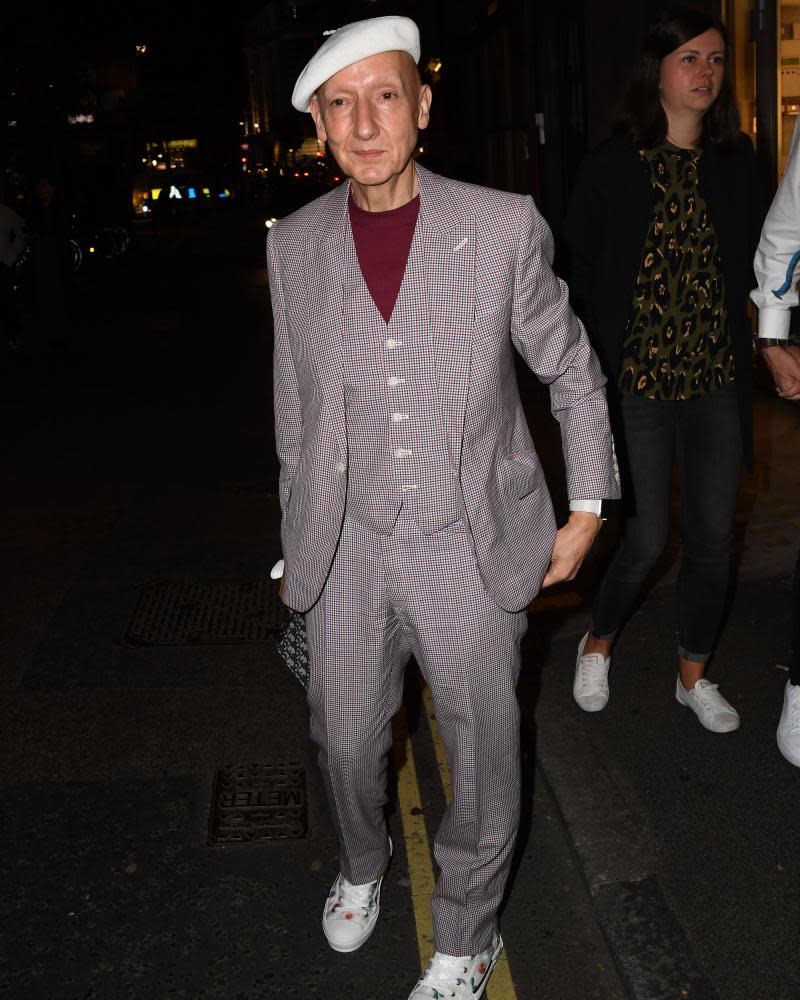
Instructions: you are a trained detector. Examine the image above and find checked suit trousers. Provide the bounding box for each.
[305,509,528,955]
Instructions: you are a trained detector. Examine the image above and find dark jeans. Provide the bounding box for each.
[592,382,741,663]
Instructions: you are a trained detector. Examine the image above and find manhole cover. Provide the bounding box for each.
[208,762,307,844]
[123,579,288,645]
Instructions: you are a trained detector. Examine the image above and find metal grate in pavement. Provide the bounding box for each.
[123,578,288,646]
[208,762,307,844]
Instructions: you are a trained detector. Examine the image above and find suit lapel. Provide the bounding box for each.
[416,167,475,471]
[304,182,350,454]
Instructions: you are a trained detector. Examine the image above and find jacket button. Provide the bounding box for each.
[335,461,346,474]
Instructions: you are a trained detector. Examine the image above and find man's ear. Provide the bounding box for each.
[309,97,328,142]
[417,85,432,130]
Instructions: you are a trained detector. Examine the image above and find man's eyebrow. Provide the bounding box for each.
[322,77,405,96]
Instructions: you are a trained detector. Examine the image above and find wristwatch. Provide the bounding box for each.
[755,337,788,351]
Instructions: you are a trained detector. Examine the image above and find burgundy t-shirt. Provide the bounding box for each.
[348,192,420,324]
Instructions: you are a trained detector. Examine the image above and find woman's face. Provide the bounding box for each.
[659,28,726,120]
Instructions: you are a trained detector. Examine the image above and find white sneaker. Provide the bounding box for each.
[573,631,611,712]
[777,680,800,766]
[322,840,391,953]
[675,677,740,733]
[407,931,503,1000]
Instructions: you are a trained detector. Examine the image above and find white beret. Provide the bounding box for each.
[291,15,420,113]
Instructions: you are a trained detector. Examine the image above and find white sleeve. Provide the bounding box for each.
[569,498,602,516]
[751,118,800,340]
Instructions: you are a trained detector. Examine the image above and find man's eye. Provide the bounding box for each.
[330,98,345,108]
[381,91,397,100]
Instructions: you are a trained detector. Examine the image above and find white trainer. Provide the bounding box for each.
[407,931,503,1000]
[322,840,392,953]
[777,680,800,766]
[675,677,740,733]
[573,631,611,712]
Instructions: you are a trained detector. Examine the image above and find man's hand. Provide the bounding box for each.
[763,344,800,401]
[542,510,602,588]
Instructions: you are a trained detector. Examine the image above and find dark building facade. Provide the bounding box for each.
[242,0,790,225]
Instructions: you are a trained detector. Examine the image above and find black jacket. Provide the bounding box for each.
[561,132,765,464]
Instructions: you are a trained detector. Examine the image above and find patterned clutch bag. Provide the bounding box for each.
[277,612,309,690]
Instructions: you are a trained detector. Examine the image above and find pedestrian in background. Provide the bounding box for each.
[750,116,800,766]
[562,5,764,732]
[268,15,619,998]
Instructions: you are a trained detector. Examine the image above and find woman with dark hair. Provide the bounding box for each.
[563,5,764,732]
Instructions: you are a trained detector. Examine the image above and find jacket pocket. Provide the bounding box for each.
[497,454,544,501]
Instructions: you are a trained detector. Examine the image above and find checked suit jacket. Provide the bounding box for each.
[267,165,620,614]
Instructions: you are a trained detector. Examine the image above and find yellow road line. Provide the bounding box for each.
[393,704,437,968]
[420,682,518,1000]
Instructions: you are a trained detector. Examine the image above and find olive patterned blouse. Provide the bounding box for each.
[618,143,734,400]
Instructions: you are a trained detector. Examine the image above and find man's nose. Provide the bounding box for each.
[353,99,379,139]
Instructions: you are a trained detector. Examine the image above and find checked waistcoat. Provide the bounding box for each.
[341,221,466,535]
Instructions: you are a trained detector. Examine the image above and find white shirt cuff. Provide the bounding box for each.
[569,498,603,517]
[758,309,792,340]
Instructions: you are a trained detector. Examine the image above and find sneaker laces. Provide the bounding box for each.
[692,681,732,715]
[328,878,376,923]
[418,953,470,997]
[577,653,608,688]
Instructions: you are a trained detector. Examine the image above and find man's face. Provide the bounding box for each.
[310,50,431,189]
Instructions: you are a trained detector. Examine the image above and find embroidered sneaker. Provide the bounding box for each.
[573,631,611,712]
[675,677,740,733]
[407,931,503,999]
[777,680,800,766]
[322,840,391,953]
